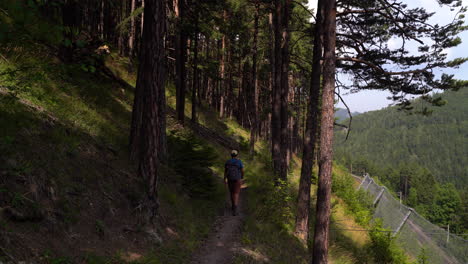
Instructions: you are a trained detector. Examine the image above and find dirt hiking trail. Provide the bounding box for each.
[189,184,247,264]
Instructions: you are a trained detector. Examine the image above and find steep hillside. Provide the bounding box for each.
[0,46,232,263]
[0,48,403,263]
[334,88,468,188]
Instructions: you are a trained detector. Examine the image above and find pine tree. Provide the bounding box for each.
[129,0,167,224]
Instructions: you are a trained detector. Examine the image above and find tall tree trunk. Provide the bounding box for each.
[140,0,144,37]
[268,11,274,148]
[191,18,199,122]
[312,0,336,262]
[241,61,250,127]
[99,0,104,39]
[287,75,294,165]
[249,2,260,156]
[219,13,227,119]
[293,81,301,153]
[238,61,244,125]
[175,0,187,123]
[130,0,167,225]
[198,36,206,106]
[279,0,292,180]
[129,0,136,57]
[228,43,235,119]
[271,3,282,178]
[295,0,324,241]
[219,36,227,118]
[271,0,291,180]
[118,0,125,55]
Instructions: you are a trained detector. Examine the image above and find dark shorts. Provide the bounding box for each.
[228,179,241,194]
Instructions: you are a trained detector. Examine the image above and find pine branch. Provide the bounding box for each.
[336,56,434,76]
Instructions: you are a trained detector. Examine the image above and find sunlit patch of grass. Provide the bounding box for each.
[104,54,137,87]
[0,49,133,148]
[332,198,369,247]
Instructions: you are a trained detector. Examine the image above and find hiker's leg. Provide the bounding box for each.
[228,180,236,207]
[232,180,241,206]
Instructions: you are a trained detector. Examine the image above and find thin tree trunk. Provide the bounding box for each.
[219,11,228,119]
[287,75,294,165]
[249,1,260,156]
[130,0,167,225]
[140,0,144,37]
[175,0,187,123]
[279,0,292,180]
[118,0,125,55]
[197,36,205,108]
[295,0,324,241]
[268,11,274,148]
[293,80,301,153]
[271,3,282,177]
[312,0,336,262]
[191,18,199,122]
[99,0,104,39]
[129,0,136,57]
[228,43,235,119]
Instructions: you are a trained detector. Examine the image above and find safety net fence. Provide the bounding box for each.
[357,174,468,264]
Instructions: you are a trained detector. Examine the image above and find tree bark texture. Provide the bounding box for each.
[129,0,167,224]
[128,0,136,57]
[312,0,336,263]
[271,2,282,178]
[219,10,227,119]
[249,2,260,156]
[295,0,324,242]
[191,17,199,122]
[175,0,187,123]
[272,0,291,181]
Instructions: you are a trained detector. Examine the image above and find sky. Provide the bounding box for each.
[307,0,468,113]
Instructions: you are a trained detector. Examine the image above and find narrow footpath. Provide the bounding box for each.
[189,184,247,264]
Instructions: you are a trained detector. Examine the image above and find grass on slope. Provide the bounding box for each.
[196,110,414,263]
[191,117,374,263]
[0,45,413,263]
[162,65,387,263]
[0,47,227,263]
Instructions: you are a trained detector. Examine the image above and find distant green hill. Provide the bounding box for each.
[335,108,361,122]
[334,88,468,188]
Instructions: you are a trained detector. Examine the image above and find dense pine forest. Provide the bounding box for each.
[334,88,468,235]
[0,0,467,263]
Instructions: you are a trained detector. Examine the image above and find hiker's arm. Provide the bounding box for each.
[241,168,244,179]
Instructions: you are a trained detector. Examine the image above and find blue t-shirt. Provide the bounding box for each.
[225,158,244,180]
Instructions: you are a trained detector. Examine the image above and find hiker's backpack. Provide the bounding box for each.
[226,160,242,180]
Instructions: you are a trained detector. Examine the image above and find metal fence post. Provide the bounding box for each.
[357,174,368,190]
[373,187,385,206]
[393,209,413,237]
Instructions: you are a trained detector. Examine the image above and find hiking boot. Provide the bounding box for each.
[232,205,238,216]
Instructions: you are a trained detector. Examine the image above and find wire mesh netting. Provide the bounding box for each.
[357,174,468,264]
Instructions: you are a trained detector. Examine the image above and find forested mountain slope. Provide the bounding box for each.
[335,108,360,122]
[334,88,468,187]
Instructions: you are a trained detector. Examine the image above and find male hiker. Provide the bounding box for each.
[224,149,244,216]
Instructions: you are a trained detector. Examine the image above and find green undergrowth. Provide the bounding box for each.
[145,126,226,264]
[211,114,413,263]
[0,45,133,148]
[0,45,415,263]
[332,165,415,264]
[0,49,225,263]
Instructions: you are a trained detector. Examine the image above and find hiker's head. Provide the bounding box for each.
[231,149,239,158]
